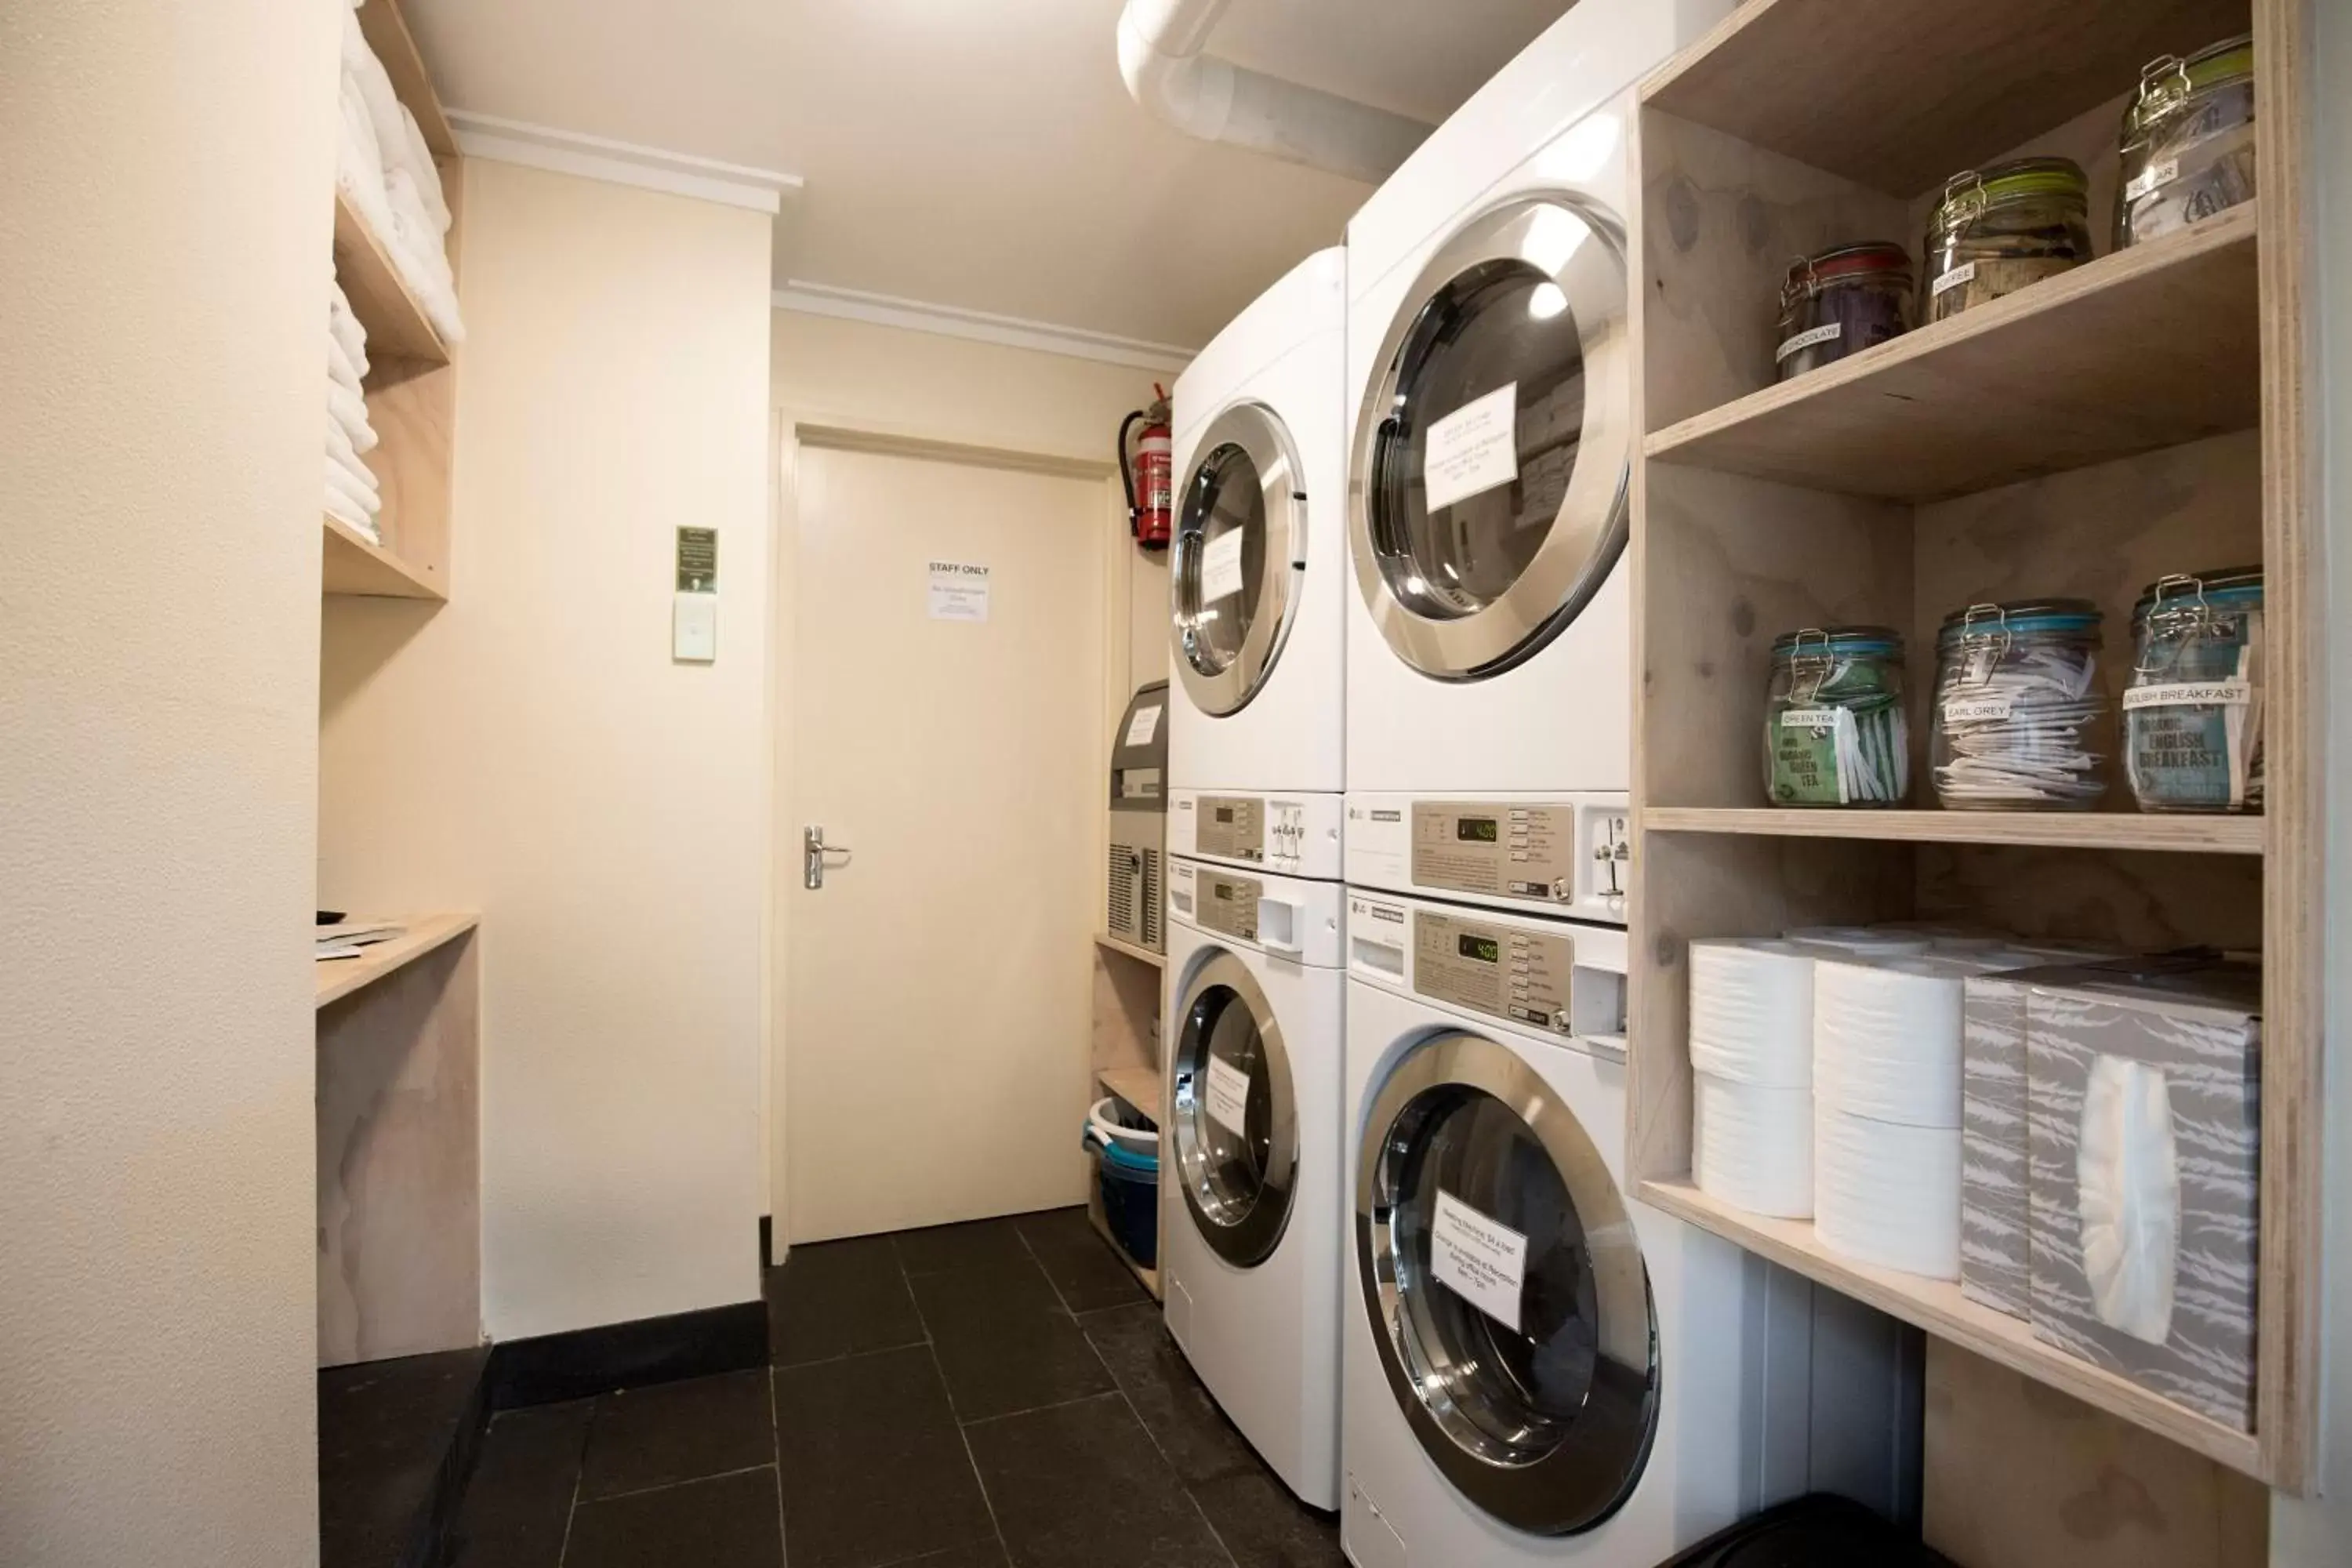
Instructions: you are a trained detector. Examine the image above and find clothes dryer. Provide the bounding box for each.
[1342,0,1730,801]
[1162,855,1346,1509]
[1170,247,1347,797]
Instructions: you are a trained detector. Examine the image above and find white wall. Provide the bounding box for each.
[321,159,774,1341]
[2270,2,2352,1559]
[0,2,334,1561]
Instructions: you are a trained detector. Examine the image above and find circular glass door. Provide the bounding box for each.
[1171,952,1298,1266]
[1171,403,1304,717]
[1350,194,1632,681]
[1356,1033,1657,1535]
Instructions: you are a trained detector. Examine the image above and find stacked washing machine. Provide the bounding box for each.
[1163,2,1921,1562]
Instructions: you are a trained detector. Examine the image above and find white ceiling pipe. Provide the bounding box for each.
[1116,0,1432,186]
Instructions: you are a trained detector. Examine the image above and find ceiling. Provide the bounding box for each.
[403,0,1567,348]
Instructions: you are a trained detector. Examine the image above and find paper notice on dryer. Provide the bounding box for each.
[1431,1189,1528,1333]
[1200,528,1247,603]
[1205,1054,1251,1135]
[1421,383,1519,511]
[927,561,990,622]
[1123,703,1162,747]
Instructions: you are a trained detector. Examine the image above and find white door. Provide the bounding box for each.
[784,437,1107,1243]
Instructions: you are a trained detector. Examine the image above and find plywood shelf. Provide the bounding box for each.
[1094,931,1166,969]
[1643,808,2263,856]
[1642,1178,2266,1481]
[1095,1065,1161,1118]
[332,190,450,367]
[323,513,445,601]
[1645,205,2260,502]
[1642,0,2253,196]
[316,913,477,1009]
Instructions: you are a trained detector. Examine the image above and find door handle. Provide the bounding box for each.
[804,825,854,890]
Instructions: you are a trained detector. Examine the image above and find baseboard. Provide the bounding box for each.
[760,1214,774,1270]
[485,1300,768,1410]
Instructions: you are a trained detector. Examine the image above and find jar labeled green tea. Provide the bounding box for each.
[2118,34,2256,248]
[1762,626,1909,807]
[1925,158,2093,324]
[1929,600,2110,811]
[2124,568,2264,812]
[1775,243,1913,383]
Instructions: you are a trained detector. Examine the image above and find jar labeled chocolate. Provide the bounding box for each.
[1924,158,2093,324]
[1762,626,1910,807]
[1775,244,1912,383]
[1929,600,2110,811]
[2118,34,2256,248]
[2125,568,2264,812]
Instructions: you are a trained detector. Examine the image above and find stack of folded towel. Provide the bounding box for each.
[336,0,463,346]
[325,279,382,538]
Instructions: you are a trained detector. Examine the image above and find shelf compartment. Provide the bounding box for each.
[1094,931,1166,969]
[323,513,445,601]
[317,912,478,1009]
[1642,0,2252,197]
[1645,205,2259,502]
[1645,808,2263,856]
[353,0,456,160]
[332,189,450,367]
[1095,1065,1161,1116]
[1642,1177,2266,1481]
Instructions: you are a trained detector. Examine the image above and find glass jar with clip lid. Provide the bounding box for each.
[1773,243,1913,383]
[2124,568,2264,813]
[1762,626,1910,808]
[1923,158,2092,325]
[2118,34,2256,248]
[1929,599,2111,811]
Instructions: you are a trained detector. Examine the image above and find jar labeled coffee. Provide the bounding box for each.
[1925,159,2093,324]
[1929,600,2110,811]
[2118,34,2256,248]
[1762,626,1909,807]
[2124,568,2264,812]
[1775,244,1912,383]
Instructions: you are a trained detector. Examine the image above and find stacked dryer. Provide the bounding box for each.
[1334,2,1917,1565]
[1160,246,1350,1512]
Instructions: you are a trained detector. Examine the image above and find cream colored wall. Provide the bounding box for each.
[321,159,774,1341]
[0,2,333,1560]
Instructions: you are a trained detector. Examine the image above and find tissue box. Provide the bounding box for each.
[1960,972,2035,1318]
[2024,964,2261,1431]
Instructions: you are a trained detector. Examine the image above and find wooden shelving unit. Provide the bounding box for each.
[1628,0,2318,1505]
[323,0,461,604]
[315,912,479,1008]
[1095,1064,1161,1116]
[1094,931,1167,970]
[1087,934,1163,1300]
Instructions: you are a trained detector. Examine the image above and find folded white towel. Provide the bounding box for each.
[325,483,379,539]
[327,330,366,399]
[386,169,465,344]
[337,74,399,244]
[326,376,377,455]
[399,105,452,233]
[328,281,370,379]
[325,411,376,474]
[343,11,409,172]
[325,455,383,520]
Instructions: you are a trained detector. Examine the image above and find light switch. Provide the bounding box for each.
[673,592,717,662]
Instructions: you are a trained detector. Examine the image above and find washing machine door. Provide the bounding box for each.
[1351,191,1632,681]
[1356,1031,1657,1536]
[1171,950,1299,1265]
[1171,402,1305,717]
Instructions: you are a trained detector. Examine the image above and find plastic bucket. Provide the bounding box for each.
[1094,1138,1160,1269]
[1087,1096,1159,1157]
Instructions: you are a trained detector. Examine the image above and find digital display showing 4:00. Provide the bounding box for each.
[1457,934,1501,964]
[1456,817,1499,843]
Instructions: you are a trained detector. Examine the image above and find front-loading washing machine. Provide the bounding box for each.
[1162,854,1346,1510]
[1341,888,1919,1566]
[1342,0,1730,803]
[1169,246,1346,797]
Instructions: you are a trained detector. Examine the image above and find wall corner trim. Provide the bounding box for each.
[446,110,804,215]
[771,281,1198,374]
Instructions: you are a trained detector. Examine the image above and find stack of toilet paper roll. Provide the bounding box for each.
[1811,950,2035,1279]
[1689,939,1820,1218]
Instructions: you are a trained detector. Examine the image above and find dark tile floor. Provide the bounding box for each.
[448,1207,1344,1568]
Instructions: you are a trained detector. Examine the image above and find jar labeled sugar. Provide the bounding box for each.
[1762,626,1910,807]
[1775,244,1912,383]
[2118,34,2256,249]
[1924,159,2092,324]
[2125,568,2264,813]
[1929,600,2111,811]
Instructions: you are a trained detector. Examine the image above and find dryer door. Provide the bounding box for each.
[1171,951,1300,1266]
[1355,1032,1657,1536]
[1171,403,1305,717]
[1351,191,1632,681]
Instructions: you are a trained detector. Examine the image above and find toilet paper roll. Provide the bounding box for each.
[1815,1106,1962,1279]
[1784,926,1935,958]
[1813,955,1990,1127]
[1688,938,1817,1088]
[1693,1071,1813,1218]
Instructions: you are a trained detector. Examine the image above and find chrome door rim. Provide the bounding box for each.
[1354,1030,1657,1535]
[1348,192,1633,682]
[1172,950,1299,1267]
[1171,401,1305,717]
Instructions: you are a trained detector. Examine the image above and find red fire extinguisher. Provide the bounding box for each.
[1119,385,1173,550]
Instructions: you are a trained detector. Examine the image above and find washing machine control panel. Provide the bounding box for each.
[1414,908,1577,1038]
[1169,789,1343,879]
[1196,795,1265,863]
[1343,793,1629,924]
[1170,858,1261,942]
